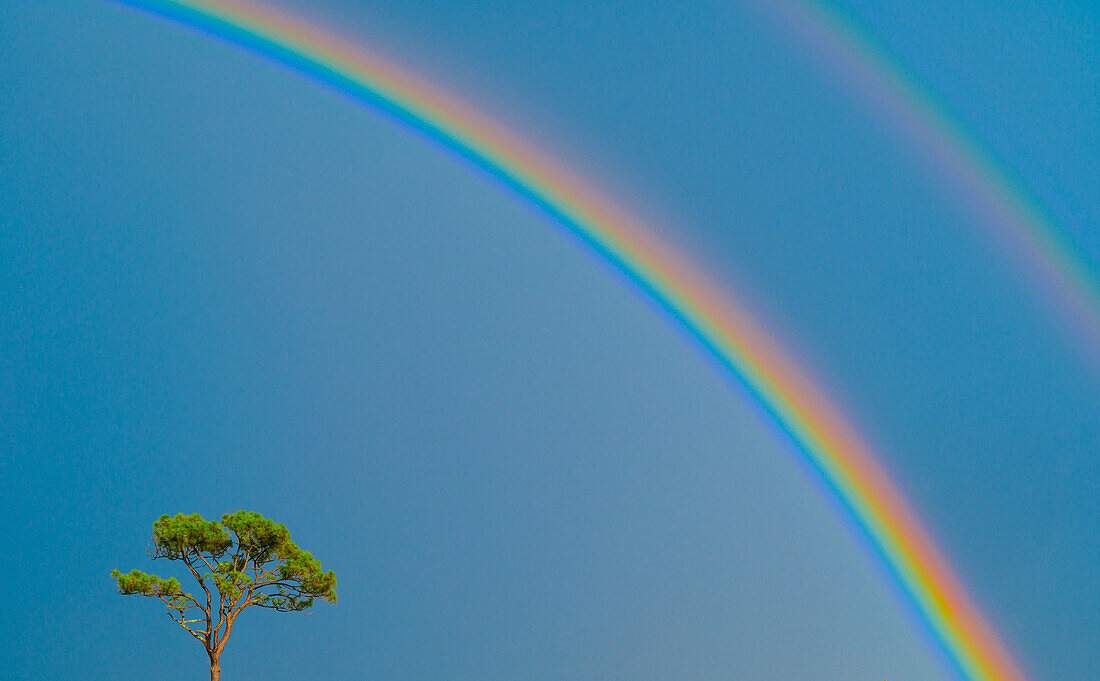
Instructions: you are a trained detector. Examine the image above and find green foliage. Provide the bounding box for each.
[112,511,337,663]
[111,569,183,598]
[151,513,233,560]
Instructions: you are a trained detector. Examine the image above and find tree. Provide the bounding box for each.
[112,511,337,681]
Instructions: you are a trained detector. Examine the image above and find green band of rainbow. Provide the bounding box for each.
[105,1,1029,679]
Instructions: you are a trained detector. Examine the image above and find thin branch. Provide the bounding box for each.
[181,554,213,604]
[170,592,204,610]
[176,554,214,648]
[191,548,230,641]
[192,548,220,577]
[160,600,209,645]
[232,530,250,574]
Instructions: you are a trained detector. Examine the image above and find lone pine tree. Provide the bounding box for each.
[112,511,337,681]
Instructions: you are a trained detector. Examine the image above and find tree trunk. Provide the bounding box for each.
[210,654,221,681]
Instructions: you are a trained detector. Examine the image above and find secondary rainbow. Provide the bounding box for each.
[769,0,1100,373]
[107,1,1029,679]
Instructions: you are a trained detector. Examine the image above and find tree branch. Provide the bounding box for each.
[160,597,209,645]
[178,553,214,649]
[189,547,230,644]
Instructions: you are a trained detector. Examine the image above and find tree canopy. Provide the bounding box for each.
[112,511,336,680]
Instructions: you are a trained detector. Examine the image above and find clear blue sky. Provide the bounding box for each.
[1,1,1095,680]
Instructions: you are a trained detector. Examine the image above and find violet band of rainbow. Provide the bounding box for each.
[105,1,1032,680]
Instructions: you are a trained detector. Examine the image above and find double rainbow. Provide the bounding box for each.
[107,1,1035,679]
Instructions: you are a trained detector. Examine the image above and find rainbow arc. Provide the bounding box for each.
[108,2,1039,679]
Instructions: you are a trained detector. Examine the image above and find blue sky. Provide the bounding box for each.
[1,1,1096,680]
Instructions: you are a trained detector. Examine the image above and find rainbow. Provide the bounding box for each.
[768,0,1100,374]
[106,1,1030,679]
